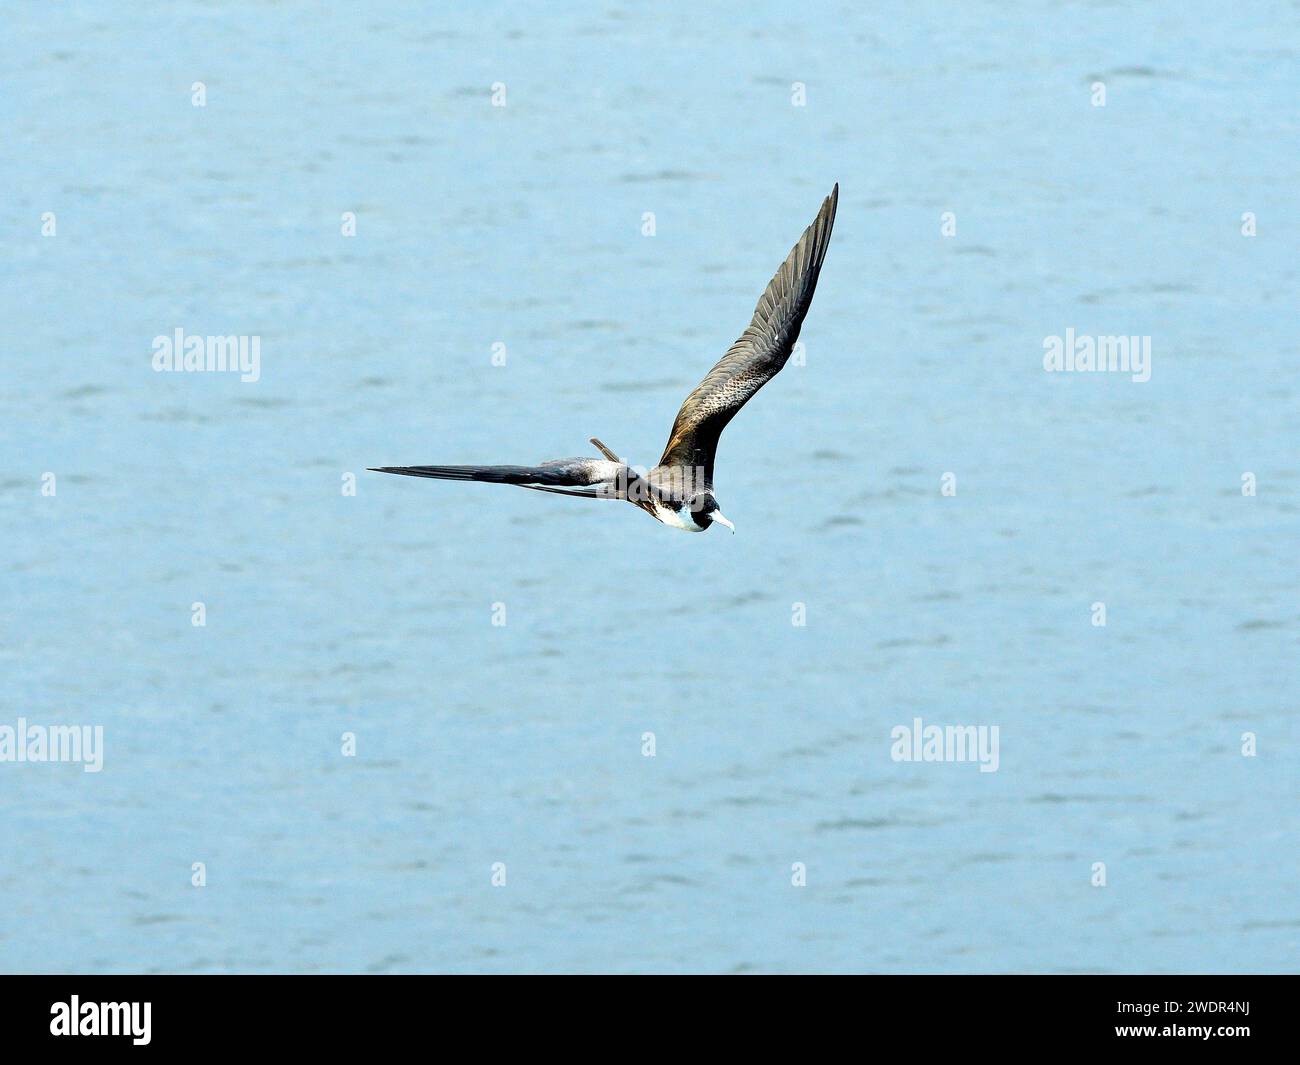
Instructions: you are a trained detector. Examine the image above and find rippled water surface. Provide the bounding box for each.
[2,3,1297,972]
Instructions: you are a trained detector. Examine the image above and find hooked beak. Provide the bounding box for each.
[712,511,736,534]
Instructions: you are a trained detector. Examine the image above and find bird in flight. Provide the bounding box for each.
[371,184,838,533]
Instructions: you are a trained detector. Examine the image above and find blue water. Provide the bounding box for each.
[2,2,1297,973]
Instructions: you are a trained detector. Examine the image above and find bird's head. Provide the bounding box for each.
[689,491,735,534]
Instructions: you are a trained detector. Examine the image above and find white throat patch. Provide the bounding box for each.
[653,501,707,532]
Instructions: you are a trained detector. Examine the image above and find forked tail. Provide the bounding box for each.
[589,438,621,462]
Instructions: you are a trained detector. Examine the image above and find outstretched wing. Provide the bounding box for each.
[368,457,625,499]
[656,184,838,484]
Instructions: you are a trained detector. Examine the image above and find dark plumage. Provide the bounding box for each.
[371,185,839,533]
[655,184,838,484]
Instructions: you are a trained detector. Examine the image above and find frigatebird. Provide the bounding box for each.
[371,185,838,533]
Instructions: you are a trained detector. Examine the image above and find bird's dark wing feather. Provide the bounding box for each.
[656,184,838,483]
[368,458,625,500]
